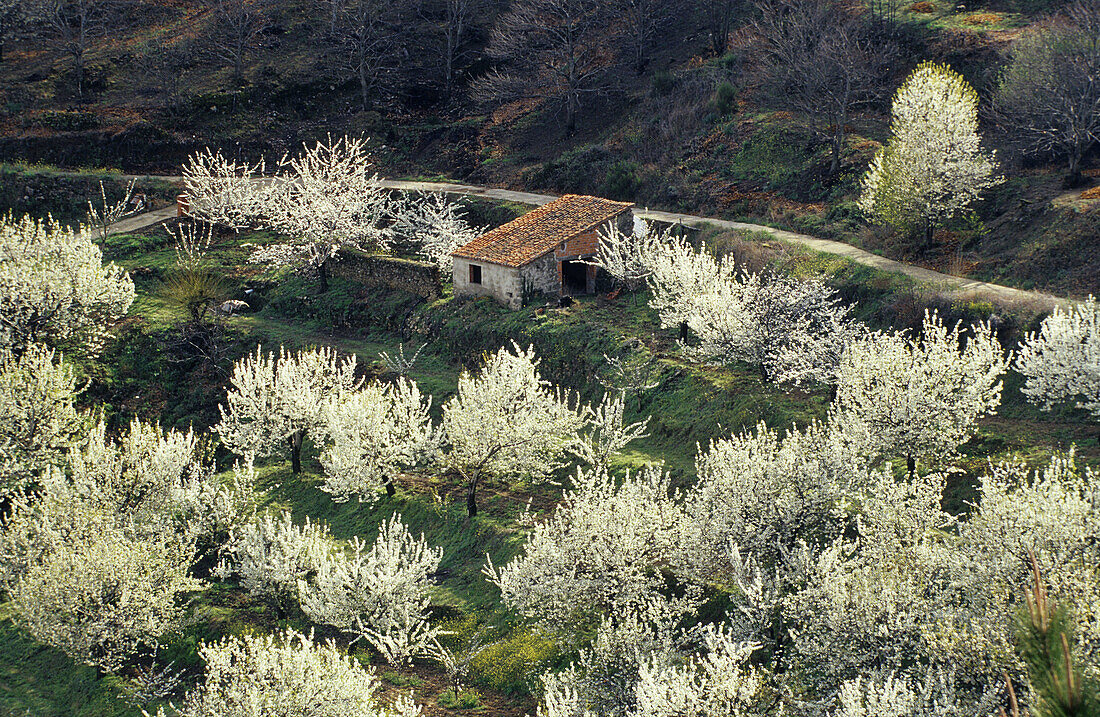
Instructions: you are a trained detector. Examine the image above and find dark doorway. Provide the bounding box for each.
[561,260,588,295]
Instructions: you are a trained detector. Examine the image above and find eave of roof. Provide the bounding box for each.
[451,194,633,268]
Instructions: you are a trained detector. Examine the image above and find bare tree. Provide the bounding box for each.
[203,0,271,86]
[614,0,673,73]
[752,0,898,175]
[473,0,613,132]
[993,0,1100,188]
[34,0,114,98]
[135,40,194,111]
[698,0,737,56]
[329,0,406,110]
[437,0,482,97]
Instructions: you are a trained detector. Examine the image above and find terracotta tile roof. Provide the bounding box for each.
[451,194,633,268]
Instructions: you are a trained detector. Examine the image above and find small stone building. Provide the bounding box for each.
[451,194,634,309]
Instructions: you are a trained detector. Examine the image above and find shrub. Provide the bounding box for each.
[708,82,738,117]
[601,161,642,200]
[468,628,559,696]
[437,689,481,709]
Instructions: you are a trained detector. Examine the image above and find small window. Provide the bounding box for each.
[469,264,482,285]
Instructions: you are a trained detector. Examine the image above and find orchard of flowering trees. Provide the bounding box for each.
[3,131,1100,717]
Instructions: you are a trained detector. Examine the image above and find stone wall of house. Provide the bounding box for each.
[331,249,442,299]
[453,256,524,308]
[521,253,560,300]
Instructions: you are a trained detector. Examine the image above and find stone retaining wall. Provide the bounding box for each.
[330,249,443,300]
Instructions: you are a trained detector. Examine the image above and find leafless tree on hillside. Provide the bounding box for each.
[436,0,483,97]
[33,0,114,98]
[614,0,675,73]
[329,0,408,110]
[752,0,899,175]
[472,0,613,132]
[698,0,738,56]
[204,0,271,86]
[992,0,1100,187]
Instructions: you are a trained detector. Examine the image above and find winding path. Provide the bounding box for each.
[109,174,1061,309]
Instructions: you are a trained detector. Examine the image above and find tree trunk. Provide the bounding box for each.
[465,476,478,518]
[318,259,330,293]
[907,454,916,479]
[923,218,935,252]
[289,431,303,474]
[384,475,396,497]
[679,321,688,342]
[1066,148,1083,189]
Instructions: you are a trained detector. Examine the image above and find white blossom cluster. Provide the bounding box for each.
[486,466,687,638]
[182,139,481,280]
[831,311,1008,469]
[641,233,864,386]
[319,377,437,503]
[440,342,588,515]
[0,344,89,497]
[215,345,360,467]
[144,629,421,717]
[1015,295,1100,420]
[390,192,483,273]
[0,417,250,672]
[299,515,443,666]
[0,213,134,356]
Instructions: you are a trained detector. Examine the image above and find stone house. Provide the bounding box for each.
[451,194,634,309]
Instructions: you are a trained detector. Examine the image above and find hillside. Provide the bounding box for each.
[0,0,1097,296]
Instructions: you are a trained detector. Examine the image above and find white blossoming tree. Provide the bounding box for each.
[144,629,422,717]
[831,311,1008,474]
[859,61,1003,250]
[1015,296,1100,422]
[319,377,437,503]
[439,342,585,517]
[298,515,442,666]
[537,614,765,717]
[642,234,862,385]
[255,135,397,293]
[683,269,865,386]
[643,233,735,342]
[181,148,270,231]
[215,510,331,616]
[216,345,360,473]
[389,192,481,273]
[0,213,134,356]
[572,391,650,469]
[7,524,202,673]
[589,219,665,302]
[0,344,89,498]
[485,466,686,639]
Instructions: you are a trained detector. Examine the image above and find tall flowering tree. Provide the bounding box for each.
[439,343,585,517]
[859,62,1002,250]
[485,466,686,638]
[1015,296,1100,421]
[216,346,360,473]
[298,515,442,666]
[0,214,134,357]
[319,377,437,503]
[831,311,1008,474]
[254,135,397,293]
[642,234,862,385]
[181,148,270,231]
